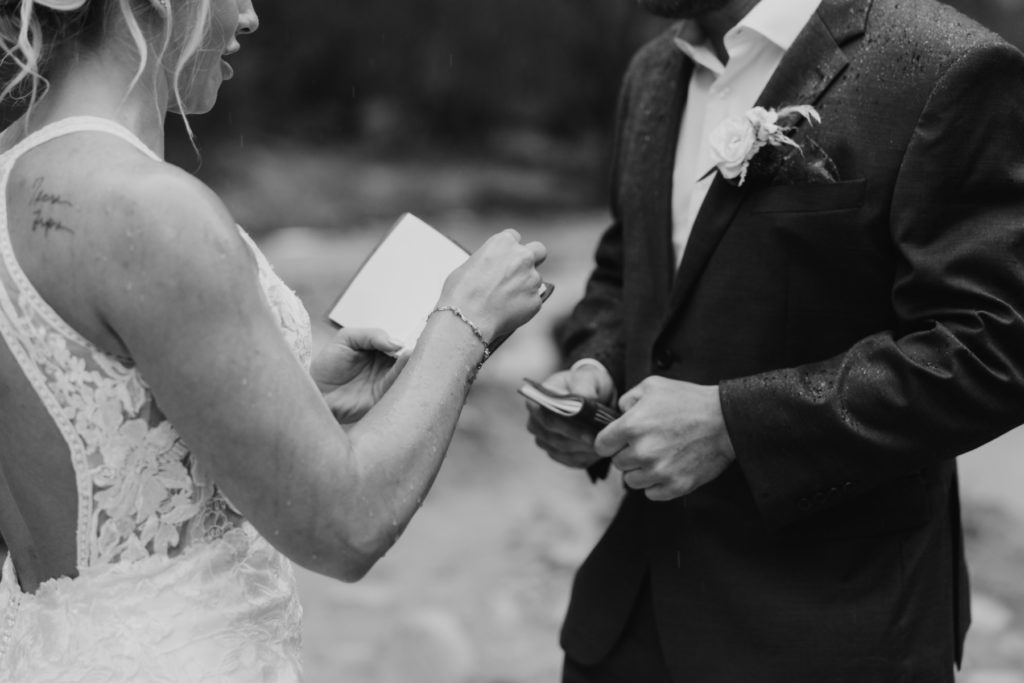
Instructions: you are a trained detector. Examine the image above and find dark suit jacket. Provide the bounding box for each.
[557,0,1024,680]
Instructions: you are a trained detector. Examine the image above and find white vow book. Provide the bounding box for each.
[327,213,470,355]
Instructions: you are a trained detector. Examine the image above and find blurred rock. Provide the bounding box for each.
[322,580,396,610]
[541,540,593,571]
[490,591,524,627]
[374,608,476,683]
[965,671,1024,683]
[972,593,1016,634]
[996,631,1024,658]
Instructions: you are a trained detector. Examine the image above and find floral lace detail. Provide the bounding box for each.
[0,256,228,569]
[240,229,313,368]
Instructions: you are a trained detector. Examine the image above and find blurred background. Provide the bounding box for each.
[152,0,1024,680]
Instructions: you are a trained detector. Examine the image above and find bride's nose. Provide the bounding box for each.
[237,0,259,35]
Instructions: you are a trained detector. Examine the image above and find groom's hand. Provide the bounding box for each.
[526,362,616,470]
[595,377,735,502]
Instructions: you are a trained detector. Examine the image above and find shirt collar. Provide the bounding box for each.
[740,0,822,51]
[673,0,822,70]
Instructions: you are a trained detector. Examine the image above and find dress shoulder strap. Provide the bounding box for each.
[0,116,161,165]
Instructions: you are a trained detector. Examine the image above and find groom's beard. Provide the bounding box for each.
[633,0,732,18]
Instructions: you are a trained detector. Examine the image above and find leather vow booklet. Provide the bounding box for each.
[518,378,620,431]
[519,378,619,482]
[328,213,552,357]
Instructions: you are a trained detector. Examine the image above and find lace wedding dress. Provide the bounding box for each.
[0,117,312,681]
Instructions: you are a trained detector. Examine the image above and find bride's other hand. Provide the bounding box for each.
[438,229,548,343]
[311,328,408,423]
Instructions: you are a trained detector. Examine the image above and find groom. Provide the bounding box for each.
[527,0,1024,680]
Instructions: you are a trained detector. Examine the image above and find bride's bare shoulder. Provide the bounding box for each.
[13,132,264,328]
[32,134,257,279]
[90,145,242,251]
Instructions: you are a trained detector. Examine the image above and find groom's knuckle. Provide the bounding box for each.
[620,413,642,436]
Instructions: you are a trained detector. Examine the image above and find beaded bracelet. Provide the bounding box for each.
[430,305,492,368]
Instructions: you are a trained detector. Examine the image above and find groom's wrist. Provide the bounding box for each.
[713,385,736,463]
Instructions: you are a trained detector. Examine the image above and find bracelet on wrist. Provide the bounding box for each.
[429,305,492,369]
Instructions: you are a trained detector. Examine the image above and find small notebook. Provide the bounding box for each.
[518,378,621,431]
[327,214,469,354]
[328,213,552,356]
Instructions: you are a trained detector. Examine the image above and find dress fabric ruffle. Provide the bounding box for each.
[0,526,303,683]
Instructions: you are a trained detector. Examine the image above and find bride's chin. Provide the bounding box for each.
[166,92,219,117]
[166,76,223,117]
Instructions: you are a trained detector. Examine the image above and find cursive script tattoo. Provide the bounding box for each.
[30,177,74,236]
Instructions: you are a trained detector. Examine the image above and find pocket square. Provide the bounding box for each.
[750,137,840,186]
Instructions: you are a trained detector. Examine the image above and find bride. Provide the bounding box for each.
[0,0,547,680]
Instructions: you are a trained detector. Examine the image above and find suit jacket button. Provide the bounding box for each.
[797,497,812,511]
[653,350,674,371]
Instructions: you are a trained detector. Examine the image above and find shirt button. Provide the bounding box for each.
[653,349,675,372]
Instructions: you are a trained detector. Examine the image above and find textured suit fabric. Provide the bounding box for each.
[557,0,1024,680]
[562,579,674,683]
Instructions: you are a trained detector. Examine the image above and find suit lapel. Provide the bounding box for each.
[633,45,693,302]
[756,0,869,112]
[661,0,872,327]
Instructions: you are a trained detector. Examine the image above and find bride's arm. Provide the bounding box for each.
[94,167,544,581]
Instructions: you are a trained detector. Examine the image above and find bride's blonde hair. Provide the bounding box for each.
[0,0,212,136]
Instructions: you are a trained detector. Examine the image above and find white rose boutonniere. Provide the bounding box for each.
[707,105,822,186]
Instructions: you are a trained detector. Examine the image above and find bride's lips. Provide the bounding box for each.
[221,44,240,80]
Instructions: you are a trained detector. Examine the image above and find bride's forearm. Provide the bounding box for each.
[332,312,487,574]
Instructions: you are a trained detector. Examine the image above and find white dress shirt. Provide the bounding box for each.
[671,0,822,265]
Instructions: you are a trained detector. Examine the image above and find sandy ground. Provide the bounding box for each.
[258,211,1024,682]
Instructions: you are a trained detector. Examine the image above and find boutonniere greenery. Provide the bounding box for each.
[706,105,838,186]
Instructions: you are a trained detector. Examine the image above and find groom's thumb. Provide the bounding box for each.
[568,363,612,401]
[567,370,597,396]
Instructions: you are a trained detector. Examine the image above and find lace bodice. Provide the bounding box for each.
[0,116,313,571]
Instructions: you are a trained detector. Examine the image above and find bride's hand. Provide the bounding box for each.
[311,328,408,423]
[438,229,548,342]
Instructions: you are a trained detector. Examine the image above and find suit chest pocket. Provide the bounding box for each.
[749,178,867,214]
